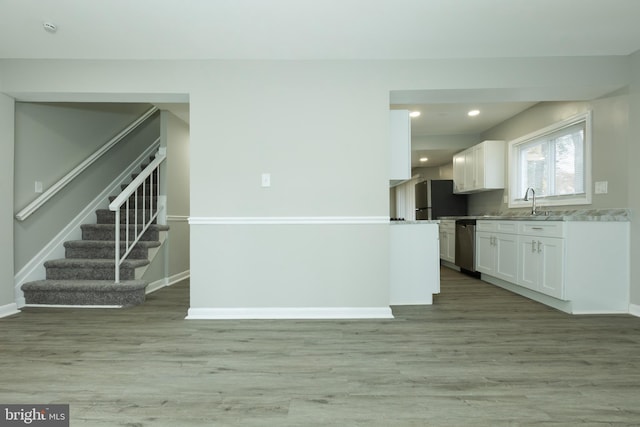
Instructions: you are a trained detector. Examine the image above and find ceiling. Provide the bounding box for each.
[2,1,640,168]
[2,0,640,60]
[391,102,538,167]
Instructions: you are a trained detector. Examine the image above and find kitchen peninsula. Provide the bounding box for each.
[390,220,440,305]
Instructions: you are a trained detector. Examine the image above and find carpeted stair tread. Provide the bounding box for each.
[21,280,148,306]
[45,258,150,268]
[81,223,170,232]
[81,223,169,241]
[22,280,148,292]
[64,240,161,259]
[95,209,158,224]
[64,240,161,248]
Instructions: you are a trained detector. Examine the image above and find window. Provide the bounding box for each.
[508,112,591,208]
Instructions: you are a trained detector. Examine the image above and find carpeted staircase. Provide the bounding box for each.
[21,161,168,307]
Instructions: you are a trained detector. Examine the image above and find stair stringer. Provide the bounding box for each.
[13,141,160,308]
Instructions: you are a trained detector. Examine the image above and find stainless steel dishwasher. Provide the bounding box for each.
[455,219,476,272]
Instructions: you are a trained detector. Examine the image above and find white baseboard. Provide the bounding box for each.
[0,303,20,319]
[629,303,640,317]
[13,142,160,308]
[146,270,190,294]
[185,306,394,320]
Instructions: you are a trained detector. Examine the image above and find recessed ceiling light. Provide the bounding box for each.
[468,109,480,117]
[409,111,421,118]
[419,157,428,162]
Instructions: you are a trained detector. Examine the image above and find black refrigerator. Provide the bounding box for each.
[415,179,468,220]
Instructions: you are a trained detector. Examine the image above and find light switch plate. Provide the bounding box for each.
[261,173,271,188]
[35,181,43,193]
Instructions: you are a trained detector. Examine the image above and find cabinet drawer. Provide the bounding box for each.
[518,221,564,238]
[439,220,456,231]
[477,220,517,234]
[476,220,497,232]
[496,221,518,234]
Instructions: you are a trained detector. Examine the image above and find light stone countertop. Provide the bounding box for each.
[439,208,631,222]
[390,220,439,225]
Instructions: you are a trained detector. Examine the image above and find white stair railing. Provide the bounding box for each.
[108,147,166,283]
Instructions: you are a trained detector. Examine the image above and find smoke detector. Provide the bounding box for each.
[43,22,57,33]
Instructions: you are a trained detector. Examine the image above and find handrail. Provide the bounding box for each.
[15,106,159,221]
[110,148,166,283]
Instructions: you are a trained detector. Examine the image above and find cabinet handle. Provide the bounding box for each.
[537,241,542,253]
[532,227,543,230]
[531,240,536,253]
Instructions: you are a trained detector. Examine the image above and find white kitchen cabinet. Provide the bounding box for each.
[476,221,517,282]
[439,220,456,263]
[517,222,565,299]
[452,152,465,193]
[453,140,505,193]
[389,110,411,185]
[464,146,477,191]
[472,219,630,314]
[517,235,564,299]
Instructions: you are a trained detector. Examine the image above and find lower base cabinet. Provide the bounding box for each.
[475,220,630,314]
[517,235,564,299]
[439,220,456,263]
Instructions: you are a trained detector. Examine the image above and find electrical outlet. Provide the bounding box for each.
[595,181,608,194]
[35,181,43,193]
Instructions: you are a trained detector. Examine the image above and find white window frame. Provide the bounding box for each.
[508,111,592,209]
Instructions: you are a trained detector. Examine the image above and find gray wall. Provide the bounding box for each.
[468,97,630,215]
[0,93,14,308]
[0,55,633,312]
[13,103,159,272]
[141,110,190,284]
[165,111,190,278]
[629,50,640,306]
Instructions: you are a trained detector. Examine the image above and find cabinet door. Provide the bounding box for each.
[517,236,539,290]
[494,232,518,282]
[538,237,565,299]
[464,148,476,191]
[439,229,447,259]
[453,153,465,193]
[475,231,495,275]
[446,231,456,262]
[474,143,485,189]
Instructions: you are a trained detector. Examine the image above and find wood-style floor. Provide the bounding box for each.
[2,267,640,426]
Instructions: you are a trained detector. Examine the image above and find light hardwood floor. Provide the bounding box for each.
[2,267,640,426]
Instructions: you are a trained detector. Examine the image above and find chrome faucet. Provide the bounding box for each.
[523,187,536,215]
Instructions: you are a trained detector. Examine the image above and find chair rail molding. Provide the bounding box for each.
[188,216,390,225]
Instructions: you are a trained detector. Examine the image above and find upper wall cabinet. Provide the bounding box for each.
[389,110,411,186]
[453,140,505,194]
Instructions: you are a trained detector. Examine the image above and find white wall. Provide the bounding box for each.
[165,111,190,279]
[629,51,640,306]
[0,93,15,310]
[0,56,633,316]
